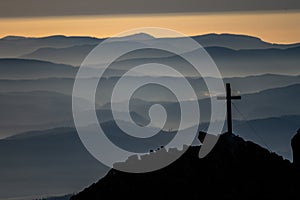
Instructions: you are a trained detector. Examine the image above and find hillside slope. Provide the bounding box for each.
[71,132,300,199]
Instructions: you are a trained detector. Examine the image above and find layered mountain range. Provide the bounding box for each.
[0,33,299,200]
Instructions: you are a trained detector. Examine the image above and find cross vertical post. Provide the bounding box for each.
[217,83,241,134]
[226,83,233,134]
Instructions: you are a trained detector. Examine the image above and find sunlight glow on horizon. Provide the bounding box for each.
[1,12,300,44]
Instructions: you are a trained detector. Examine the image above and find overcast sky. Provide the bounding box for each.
[1,0,299,18]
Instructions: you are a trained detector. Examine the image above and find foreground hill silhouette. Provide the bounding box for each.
[71,131,300,199]
[292,129,300,168]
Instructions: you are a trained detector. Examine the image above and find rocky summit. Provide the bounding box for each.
[71,131,300,200]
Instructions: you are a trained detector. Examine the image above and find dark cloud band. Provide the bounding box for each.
[1,0,299,18]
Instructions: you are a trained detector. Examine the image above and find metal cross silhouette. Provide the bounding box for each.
[217,83,241,134]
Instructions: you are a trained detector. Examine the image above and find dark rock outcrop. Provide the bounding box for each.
[292,128,300,167]
[71,132,300,200]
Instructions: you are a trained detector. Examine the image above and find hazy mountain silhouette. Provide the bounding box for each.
[223,74,300,94]
[1,32,300,199]
[191,33,300,50]
[233,84,300,119]
[20,40,174,66]
[0,58,77,79]
[0,91,75,137]
[0,82,298,139]
[70,131,300,200]
[19,45,300,76]
[0,119,176,199]
[7,33,299,76]
[2,33,299,58]
[0,78,75,95]
[101,46,300,77]
[0,58,137,80]
[205,46,300,77]
[109,84,300,125]
[0,117,299,199]
[21,44,96,66]
[0,89,150,138]
[0,35,101,58]
[1,33,299,72]
[0,74,299,101]
[234,115,300,160]
[0,127,108,200]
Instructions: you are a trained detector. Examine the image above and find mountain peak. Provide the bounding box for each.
[112,32,155,41]
[71,131,300,199]
[200,33,262,40]
[1,35,26,40]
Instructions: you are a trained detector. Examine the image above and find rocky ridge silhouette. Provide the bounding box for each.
[71,131,300,199]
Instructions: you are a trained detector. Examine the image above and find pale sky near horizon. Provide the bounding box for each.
[0,11,300,44]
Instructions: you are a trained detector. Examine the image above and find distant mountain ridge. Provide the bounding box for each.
[0,127,108,200]
[0,35,101,57]
[0,73,299,97]
[234,115,300,160]
[114,83,300,125]
[0,33,299,76]
[0,113,298,199]
[0,58,77,79]
[0,32,299,200]
[192,33,300,49]
[21,44,96,66]
[1,33,300,59]
[0,82,299,138]
[0,90,74,137]
[19,45,300,76]
[20,42,300,68]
